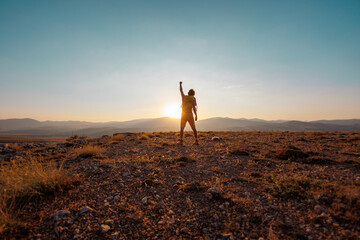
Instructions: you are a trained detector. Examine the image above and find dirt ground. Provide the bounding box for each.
[1,131,360,239]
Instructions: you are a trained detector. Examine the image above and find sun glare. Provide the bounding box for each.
[164,103,181,119]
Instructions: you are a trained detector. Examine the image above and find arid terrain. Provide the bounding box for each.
[0,131,359,239]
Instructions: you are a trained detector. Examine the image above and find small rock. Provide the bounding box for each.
[78,206,93,215]
[314,205,328,214]
[105,219,114,225]
[219,204,225,210]
[208,187,220,195]
[222,233,234,239]
[207,187,221,199]
[180,227,190,234]
[106,196,114,201]
[122,172,130,177]
[52,209,69,221]
[111,232,120,239]
[212,136,221,141]
[101,224,111,233]
[168,210,175,215]
[145,165,152,171]
[141,197,148,204]
[158,220,165,225]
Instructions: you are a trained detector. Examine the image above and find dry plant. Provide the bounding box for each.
[134,155,153,163]
[74,145,105,158]
[138,134,150,140]
[0,157,72,233]
[316,183,360,224]
[263,174,318,199]
[112,134,125,142]
[7,144,23,152]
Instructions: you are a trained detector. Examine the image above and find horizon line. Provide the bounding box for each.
[1,116,360,123]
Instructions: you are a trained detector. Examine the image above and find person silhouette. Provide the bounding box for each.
[179,81,199,145]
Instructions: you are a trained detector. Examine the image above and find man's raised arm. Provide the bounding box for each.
[179,81,185,98]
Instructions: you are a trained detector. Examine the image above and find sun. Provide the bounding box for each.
[164,103,181,119]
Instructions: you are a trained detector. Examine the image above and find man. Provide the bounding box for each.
[179,81,199,145]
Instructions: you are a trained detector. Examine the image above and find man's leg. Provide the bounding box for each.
[180,117,187,142]
[188,116,198,141]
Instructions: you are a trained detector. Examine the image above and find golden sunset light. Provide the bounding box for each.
[0,1,359,239]
[163,103,181,119]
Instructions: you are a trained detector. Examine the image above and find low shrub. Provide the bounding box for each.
[227,148,250,156]
[179,182,205,192]
[112,134,125,142]
[75,145,105,158]
[0,157,73,233]
[275,146,308,160]
[138,134,150,140]
[263,174,317,199]
[317,184,360,225]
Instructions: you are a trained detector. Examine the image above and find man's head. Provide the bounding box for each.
[188,89,195,96]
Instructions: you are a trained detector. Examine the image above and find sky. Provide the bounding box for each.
[0,0,359,122]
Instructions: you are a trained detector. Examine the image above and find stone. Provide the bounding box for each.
[314,205,328,214]
[122,172,130,177]
[105,219,114,225]
[212,136,221,141]
[141,197,148,204]
[78,206,93,215]
[111,232,120,239]
[101,224,111,233]
[208,187,220,195]
[52,209,69,221]
[222,233,234,239]
[207,187,221,199]
[180,227,190,234]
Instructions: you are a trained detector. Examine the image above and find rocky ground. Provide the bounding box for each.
[1,131,360,239]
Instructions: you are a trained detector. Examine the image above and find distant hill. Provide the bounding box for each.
[0,117,359,137]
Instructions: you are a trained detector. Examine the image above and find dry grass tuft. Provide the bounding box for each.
[7,144,23,152]
[66,134,86,141]
[74,145,105,158]
[138,134,150,140]
[275,146,308,160]
[317,183,360,225]
[263,174,317,199]
[112,134,125,142]
[179,181,205,192]
[0,157,73,233]
[227,148,250,156]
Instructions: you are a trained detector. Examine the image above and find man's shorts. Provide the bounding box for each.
[181,112,195,128]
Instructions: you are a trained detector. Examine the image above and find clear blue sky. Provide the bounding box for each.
[1,0,359,121]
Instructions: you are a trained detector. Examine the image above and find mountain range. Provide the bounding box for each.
[0,117,359,137]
